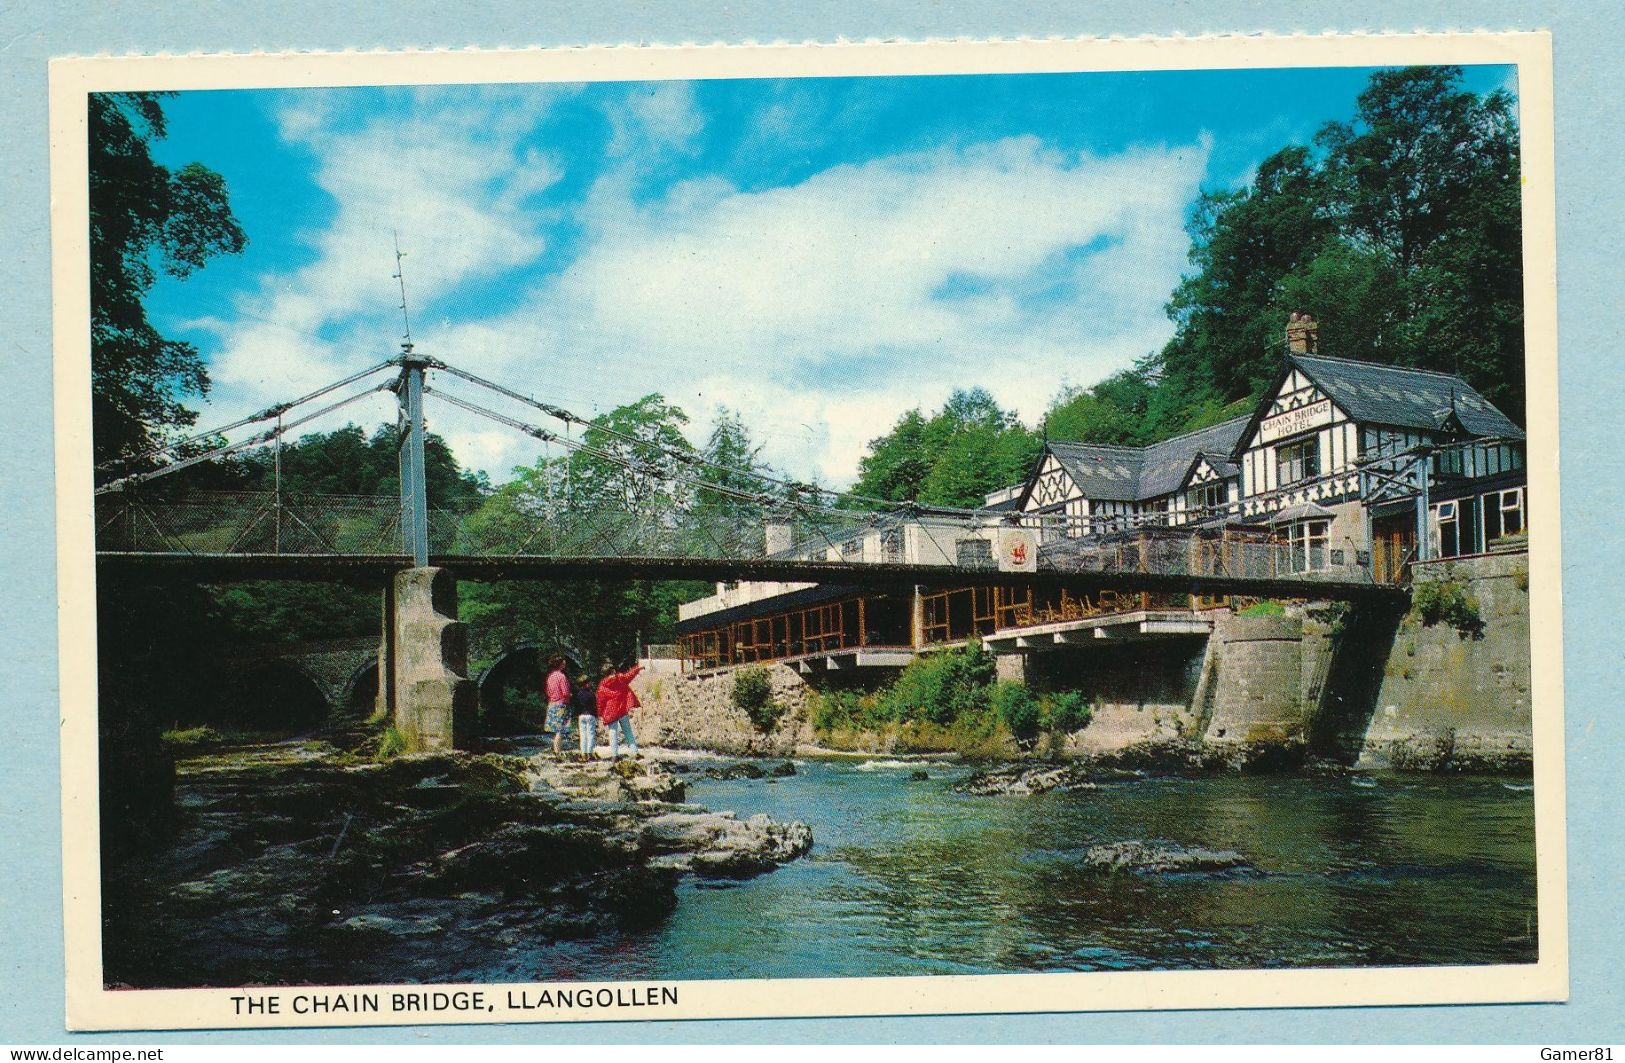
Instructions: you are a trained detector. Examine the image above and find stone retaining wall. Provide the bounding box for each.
[1358,551,1532,770]
[632,664,816,756]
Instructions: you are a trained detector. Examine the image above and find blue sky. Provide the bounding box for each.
[144,64,1517,486]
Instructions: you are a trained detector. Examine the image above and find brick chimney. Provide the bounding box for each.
[1285,311,1318,354]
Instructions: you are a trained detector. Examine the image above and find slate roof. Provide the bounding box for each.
[982,494,1023,512]
[1041,415,1250,503]
[1136,417,1251,499]
[1045,441,1145,502]
[1289,354,1523,440]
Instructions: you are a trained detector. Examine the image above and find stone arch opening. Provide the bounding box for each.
[477,644,588,734]
[217,660,331,734]
[342,656,380,718]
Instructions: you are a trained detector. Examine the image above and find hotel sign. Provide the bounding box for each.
[998,527,1037,573]
[1258,398,1333,444]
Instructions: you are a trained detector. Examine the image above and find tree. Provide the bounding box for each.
[459,395,713,670]
[1316,66,1524,419]
[563,394,696,519]
[853,389,1039,508]
[90,92,247,465]
[1046,367,1157,445]
[693,407,768,517]
[1136,66,1524,429]
[1155,145,1333,414]
[852,409,932,503]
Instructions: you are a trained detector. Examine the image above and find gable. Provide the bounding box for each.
[1023,453,1082,510]
[1187,456,1222,487]
[1249,369,1348,448]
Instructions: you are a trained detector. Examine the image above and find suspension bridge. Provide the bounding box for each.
[94,351,1407,601]
[93,348,1422,749]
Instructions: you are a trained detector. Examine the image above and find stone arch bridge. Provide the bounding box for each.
[220,634,556,727]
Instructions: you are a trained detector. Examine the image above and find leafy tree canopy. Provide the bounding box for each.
[459,395,753,668]
[91,92,247,465]
[1146,65,1523,430]
[853,388,1040,508]
[852,67,1523,504]
[175,423,487,508]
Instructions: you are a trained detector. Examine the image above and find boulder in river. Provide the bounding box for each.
[957,762,1104,795]
[1080,841,1253,875]
[642,810,814,879]
[705,761,767,780]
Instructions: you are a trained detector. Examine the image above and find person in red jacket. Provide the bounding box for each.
[596,659,642,759]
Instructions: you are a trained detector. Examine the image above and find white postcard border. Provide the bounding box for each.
[49,30,1565,1032]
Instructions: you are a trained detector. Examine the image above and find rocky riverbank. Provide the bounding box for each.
[102,740,811,988]
[953,734,1531,796]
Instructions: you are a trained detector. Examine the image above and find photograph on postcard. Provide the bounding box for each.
[55,35,1562,1027]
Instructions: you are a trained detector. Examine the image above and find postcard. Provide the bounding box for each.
[50,31,1564,1031]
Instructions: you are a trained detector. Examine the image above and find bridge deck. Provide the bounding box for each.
[95,551,1409,603]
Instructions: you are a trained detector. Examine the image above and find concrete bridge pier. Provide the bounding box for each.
[379,567,477,751]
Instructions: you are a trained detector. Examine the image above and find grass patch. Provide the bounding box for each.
[160,725,226,748]
[1411,577,1484,638]
[375,726,408,760]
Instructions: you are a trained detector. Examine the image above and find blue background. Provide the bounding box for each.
[2,0,1619,1045]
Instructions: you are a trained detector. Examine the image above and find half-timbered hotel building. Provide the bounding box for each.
[673,314,1527,673]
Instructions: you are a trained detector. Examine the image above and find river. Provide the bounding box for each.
[471,754,1538,982]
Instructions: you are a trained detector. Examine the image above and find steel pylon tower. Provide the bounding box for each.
[393,235,430,567]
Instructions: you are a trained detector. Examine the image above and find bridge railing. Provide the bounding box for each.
[94,490,886,563]
[1034,529,1371,584]
[96,487,1384,589]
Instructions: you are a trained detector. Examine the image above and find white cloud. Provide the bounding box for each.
[193,90,1206,493]
[435,133,1208,485]
[193,90,566,452]
[607,82,704,158]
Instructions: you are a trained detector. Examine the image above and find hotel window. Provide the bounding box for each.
[1285,519,1330,573]
[1482,487,1525,543]
[956,538,994,568]
[1277,438,1319,485]
[1434,498,1482,558]
[1188,481,1225,514]
[881,527,904,563]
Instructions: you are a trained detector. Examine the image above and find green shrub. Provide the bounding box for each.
[1041,691,1093,735]
[879,639,997,725]
[991,681,1040,743]
[1238,600,1286,618]
[1411,578,1483,637]
[731,667,779,732]
[810,689,854,732]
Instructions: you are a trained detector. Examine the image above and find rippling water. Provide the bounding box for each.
[476,758,1538,982]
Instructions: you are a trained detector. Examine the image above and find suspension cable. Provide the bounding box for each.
[425,357,929,516]
[95,382,395,495]
[96,357,402,473]
[423,385,833,514]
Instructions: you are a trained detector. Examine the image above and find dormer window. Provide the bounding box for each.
[1188,481,1225,513]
